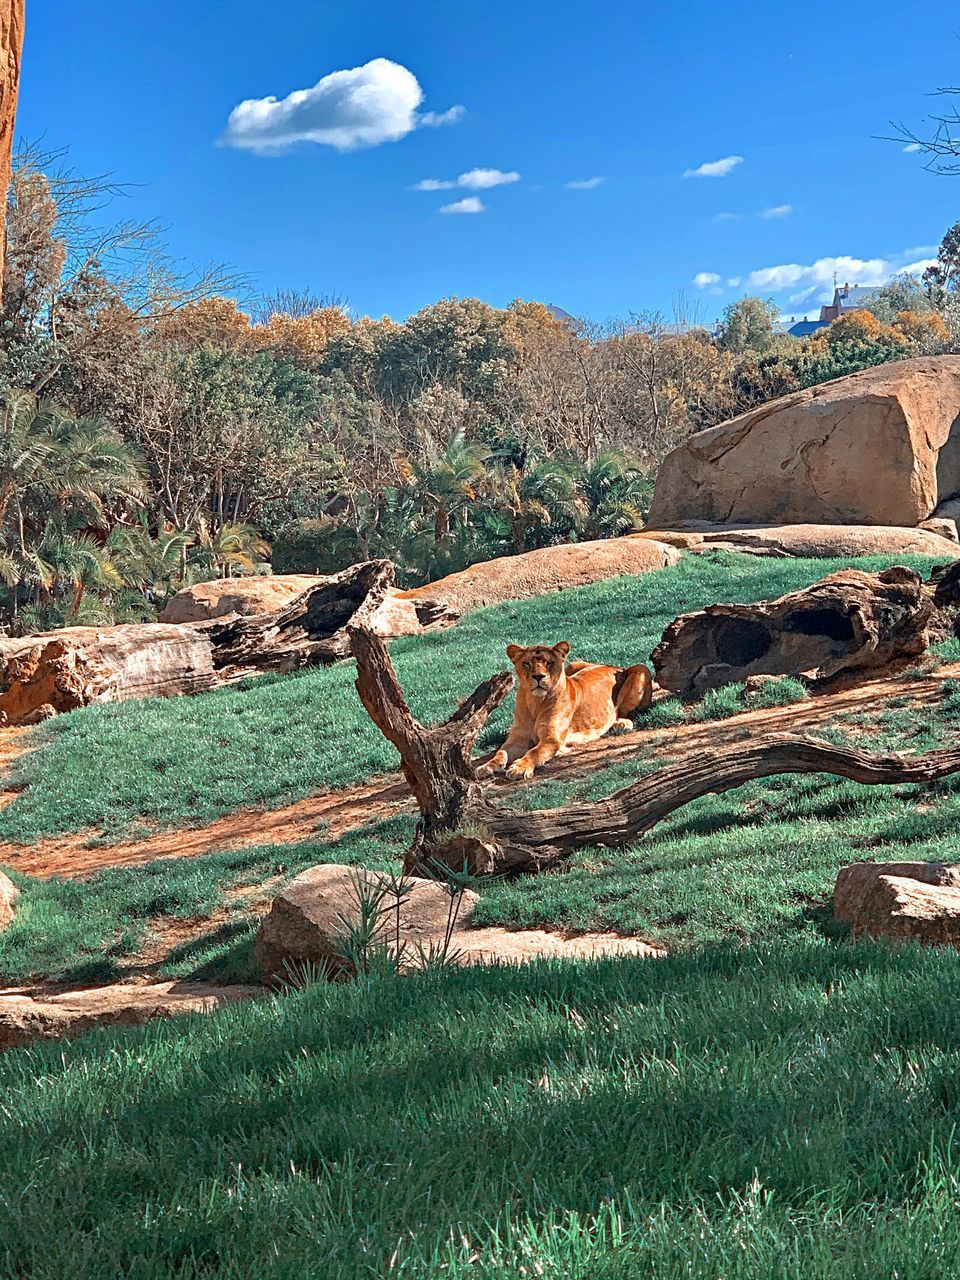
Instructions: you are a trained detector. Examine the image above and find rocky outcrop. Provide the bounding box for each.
[0,2,25,299]
[0,981,263,1051]
[405,536,680,615]
[160,575,326,623]
[0,870,17,929]
[638,523,960,560]
[649,357,960,528]
[834,861,960,947]
[255,863,662,984]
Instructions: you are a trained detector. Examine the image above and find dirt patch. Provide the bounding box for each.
[1,663,957,882]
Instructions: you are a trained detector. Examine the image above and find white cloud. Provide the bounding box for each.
[727,276,741,287]
[713,211,740,222]
[760,204,793,218]
[746,251,938,302]
[566,176,606,190]
[419,105,466,127]
[693,271,722,288]
[414,167,520,192]
[903,142,922,153]
[222,57,462,153]
[440,196,486,215]
[684,155,744,178]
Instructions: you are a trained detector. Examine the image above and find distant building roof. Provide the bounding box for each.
[545,303,580,331]
[787,318,828,338]
[840,285,881,311]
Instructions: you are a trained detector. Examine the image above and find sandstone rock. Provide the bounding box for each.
[255,864,480,983]
[160,575,325,623]
[405,536,680,615]
[833,861,960,924]
[255,863,664,984]
[919,518,959,545]
[0,870,17,930]
[0,981,263,1051]
[933,496,960,526]
[649,357,960,528]
[638,522,960,560]
[854,875,960,946]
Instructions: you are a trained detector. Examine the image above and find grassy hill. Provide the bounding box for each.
[2,549,960,1277]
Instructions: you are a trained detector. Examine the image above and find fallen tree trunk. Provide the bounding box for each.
[0,561,454,725]
[651,566,932,698]
[350,626,960,877]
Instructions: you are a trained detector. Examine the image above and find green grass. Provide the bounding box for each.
[0,551,945,844]
[4,941,960,1277]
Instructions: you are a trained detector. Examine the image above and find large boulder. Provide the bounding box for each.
[854,875,960,946]
[0,870,17,930]
[638,523,959,560]
[649,356,960,528]
[405,536,680,615]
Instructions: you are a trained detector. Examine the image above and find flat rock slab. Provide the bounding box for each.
[638,523,960,560]
[404,537,680,615]
[0,981,264,1051]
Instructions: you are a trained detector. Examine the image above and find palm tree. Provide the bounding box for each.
[408,427,491,544]
[189,520,271,579]
[577,451,652,541]
[487,454,586,553]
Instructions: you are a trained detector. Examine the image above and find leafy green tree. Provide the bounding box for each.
[716,297,781,355]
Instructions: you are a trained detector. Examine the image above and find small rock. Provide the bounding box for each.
[855,875,960,946]
[833,861,960,924]
[0,871,17,930]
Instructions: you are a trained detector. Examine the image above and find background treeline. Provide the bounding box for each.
[1,144,958,631]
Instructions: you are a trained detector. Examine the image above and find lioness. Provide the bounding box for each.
[478,641,653,780]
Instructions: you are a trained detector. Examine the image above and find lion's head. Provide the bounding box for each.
[506,641,571,698]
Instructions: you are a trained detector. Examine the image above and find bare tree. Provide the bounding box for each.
[895,87,960,174]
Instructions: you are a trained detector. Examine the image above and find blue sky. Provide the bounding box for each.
[17,0,960,323]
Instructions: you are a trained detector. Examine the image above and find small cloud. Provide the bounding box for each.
[726,276,741,287]
[565,176,606,190]
[440,196,486,215]
[221,57,462,153]
[414,167,519,192]
[684,155,744,178]
[419,104,466,127]
[903,142,922,153]
[693,271,722,288]
[713,211,740,222]
[760,204,793,218]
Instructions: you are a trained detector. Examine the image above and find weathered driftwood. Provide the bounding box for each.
[651,566,932,698]
[350,625,960,878]
[0,561,453,726]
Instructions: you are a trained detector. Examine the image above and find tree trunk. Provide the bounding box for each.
[0,0,24,303]
[651,566,932,698]
[349,627,960,878]
[0,561,455,725]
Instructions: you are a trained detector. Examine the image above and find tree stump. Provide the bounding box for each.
[651,566,932,698]
[349,626,960,878]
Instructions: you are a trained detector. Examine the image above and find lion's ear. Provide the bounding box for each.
[506,644,523,662]
[554,640,571,659]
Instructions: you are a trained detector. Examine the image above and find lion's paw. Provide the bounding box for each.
[506,761,535,780]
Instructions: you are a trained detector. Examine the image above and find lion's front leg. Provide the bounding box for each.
[476,731,533,778]
[506,737,564,780]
